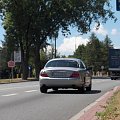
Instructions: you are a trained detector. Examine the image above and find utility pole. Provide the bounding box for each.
[75,37,76,51]
[54,37,56,58]
[11,53,14,79]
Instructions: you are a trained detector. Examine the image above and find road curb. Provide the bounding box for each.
[69,86,120,120]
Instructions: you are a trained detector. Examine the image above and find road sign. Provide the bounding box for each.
[8,60,15,67]
[14,50,21,62]
[116,0,120,11]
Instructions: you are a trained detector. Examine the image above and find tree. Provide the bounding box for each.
[73,33,113,72]
[101,35,113,70]
[73,44,86,62]
[0,0,116,80]
[86,33,103,71]
[0,46,7,70]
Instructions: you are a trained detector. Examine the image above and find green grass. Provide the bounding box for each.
[0,78,37,84]
[0,78,22,83]
[96,90,120,120]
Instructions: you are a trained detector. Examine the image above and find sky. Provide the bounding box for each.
[0,0,120,56]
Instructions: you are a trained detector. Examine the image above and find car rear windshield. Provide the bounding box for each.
[45,60,79,68]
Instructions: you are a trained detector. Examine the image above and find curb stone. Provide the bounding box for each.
[69,86,120,120]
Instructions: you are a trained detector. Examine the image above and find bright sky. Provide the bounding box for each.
[0,1,120,56]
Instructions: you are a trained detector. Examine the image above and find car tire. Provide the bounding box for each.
[86,84,92,91]
[78,86,85,93]
[40,86,47,93]
[111,77,113,80]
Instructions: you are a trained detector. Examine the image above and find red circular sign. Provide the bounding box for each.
[8,60,15,67]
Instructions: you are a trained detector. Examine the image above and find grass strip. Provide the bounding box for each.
[96,90,120,120]
[0,78,37,84]
[0,79,22,83]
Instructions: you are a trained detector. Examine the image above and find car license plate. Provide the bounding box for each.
[53,72,65,77]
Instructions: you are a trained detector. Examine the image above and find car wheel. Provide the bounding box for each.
[78,86,85,93]
[86,84,92,91]
[111,77,115,80]
[40,86,47,93]
[111,77,113,80]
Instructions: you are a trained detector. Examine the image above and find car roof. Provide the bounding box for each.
[48,58,82,62]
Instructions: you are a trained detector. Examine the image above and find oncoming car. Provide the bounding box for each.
[39,58,92,93]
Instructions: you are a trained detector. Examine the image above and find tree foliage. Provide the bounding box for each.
[73,33,113,72]
[0,0,116,79]
[86,33,103,70]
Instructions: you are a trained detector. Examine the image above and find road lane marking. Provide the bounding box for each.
[0,85,39,91]
[2,93,18,97]
[1,89,38,97]
[25,90,38,93]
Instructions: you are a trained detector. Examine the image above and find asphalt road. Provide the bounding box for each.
[0,79,120,120]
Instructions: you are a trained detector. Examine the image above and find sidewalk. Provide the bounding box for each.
[70,86,120,120]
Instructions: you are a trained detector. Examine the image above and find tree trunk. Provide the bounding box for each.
[21,49,29,80]
[34,46,41,80]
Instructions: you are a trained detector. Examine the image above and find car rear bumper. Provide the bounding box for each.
[39,78,84,88]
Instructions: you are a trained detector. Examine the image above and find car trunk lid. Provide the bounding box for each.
[43,67,80,78]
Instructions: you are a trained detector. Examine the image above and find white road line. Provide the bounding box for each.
[25,90,38,93]
[2,93,18,97]
[0,85,39,91]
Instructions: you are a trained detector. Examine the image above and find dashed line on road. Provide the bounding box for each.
[2,93,18,97]
[25,90,38,93]
[0,85,39,91]
[1,89,39,97]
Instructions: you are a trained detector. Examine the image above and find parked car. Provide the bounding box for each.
[39,58,92,93]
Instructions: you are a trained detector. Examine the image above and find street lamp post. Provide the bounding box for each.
[54,37,56,58]
[75,37,76,51]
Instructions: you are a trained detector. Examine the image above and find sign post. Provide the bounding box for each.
[8,60,15,81]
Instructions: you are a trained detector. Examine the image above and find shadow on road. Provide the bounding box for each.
[47,89,101,94]
[85,90,101,94]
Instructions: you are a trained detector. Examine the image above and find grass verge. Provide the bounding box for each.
[0,78,37,84]
[0,78,23,84]
[96,90,120,120]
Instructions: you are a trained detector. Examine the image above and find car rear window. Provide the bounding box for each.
[45,60,79,68]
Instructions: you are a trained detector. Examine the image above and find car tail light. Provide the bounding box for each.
[40,72,49,77]
[70,72,80,78]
